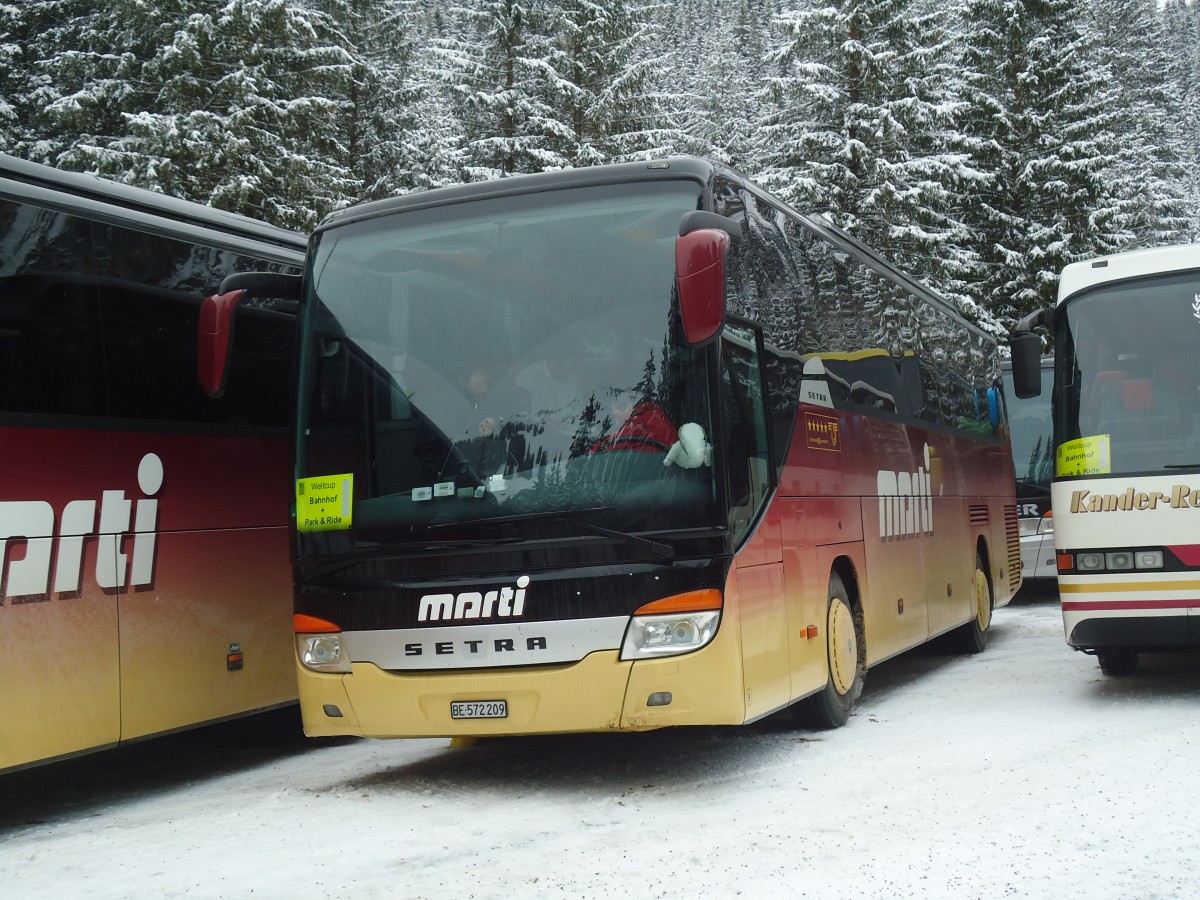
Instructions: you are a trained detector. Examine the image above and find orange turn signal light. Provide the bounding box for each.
[293,613,341,634]
[634,589,723,615]
[1056,553,1073,572]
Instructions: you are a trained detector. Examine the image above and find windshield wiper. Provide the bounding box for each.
[550,516,675,559]
[428,506,613,527]
[429,507,675,558]
[304,537,524,579]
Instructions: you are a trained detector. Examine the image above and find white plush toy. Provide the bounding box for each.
[664,422,713,469]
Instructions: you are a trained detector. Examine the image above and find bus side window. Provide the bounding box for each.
[93,255,293,427]
[0,202,108,418]
[721,321,771,545]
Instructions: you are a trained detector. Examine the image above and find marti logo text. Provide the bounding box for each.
[418,575,531,622]
[877,443,935,539]
[0,453,163,599]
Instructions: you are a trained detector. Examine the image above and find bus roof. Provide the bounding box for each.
[1058,243,1200,305]
[0,152,306,254]
[317,157,722,232]
[315,156,992,344]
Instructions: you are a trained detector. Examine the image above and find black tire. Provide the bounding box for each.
[794,572,865,729]
[952,552,993,654]
[1097,648,1138,676]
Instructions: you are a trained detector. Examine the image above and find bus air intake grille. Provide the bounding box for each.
[1004,505,1022,586]
[969,505,990,527]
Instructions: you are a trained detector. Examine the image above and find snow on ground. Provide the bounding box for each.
[3,589,1199,899]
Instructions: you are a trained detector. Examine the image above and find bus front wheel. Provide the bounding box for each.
[795,572,865,729]
[1097,648,1138,676]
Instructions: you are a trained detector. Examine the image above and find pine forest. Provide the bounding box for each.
[3,0,1199,334]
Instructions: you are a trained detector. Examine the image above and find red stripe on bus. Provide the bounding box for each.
[1062,599,1200,611]
[1168,545,1200,567]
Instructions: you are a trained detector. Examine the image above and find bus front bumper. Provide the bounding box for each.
[296,630,747,739]
[1065,609,1198,649]
[1061,577,1200,648]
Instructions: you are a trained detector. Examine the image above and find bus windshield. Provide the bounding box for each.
[1057,270,1200,474]
[296,179,719,542]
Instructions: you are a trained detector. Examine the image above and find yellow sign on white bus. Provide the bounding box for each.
[296,474,354,532]
[1057,435,1111,476]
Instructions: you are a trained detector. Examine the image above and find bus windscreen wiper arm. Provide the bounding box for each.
[306,538,525,578]
[430,507,674,558]
[549,516,675,559]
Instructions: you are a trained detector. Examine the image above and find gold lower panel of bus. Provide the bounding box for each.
[298,618,749,738]
[1,588,120,770]
[1,527,295,773]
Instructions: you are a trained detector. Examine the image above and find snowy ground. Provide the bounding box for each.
[3,587,1200,900]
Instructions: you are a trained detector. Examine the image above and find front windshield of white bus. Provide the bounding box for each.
[296,179,721,542]
[1056,270,1200,475]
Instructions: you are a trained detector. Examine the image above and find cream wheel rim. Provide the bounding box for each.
[828,597,857,696]
[975,568,992,631]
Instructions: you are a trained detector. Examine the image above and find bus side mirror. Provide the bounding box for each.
[1009,332,1044,399]
[198,289,244,399]
[676,228,730,346]
[218,270,301,298]
[199,272,300,398]
[986,385,1002,430]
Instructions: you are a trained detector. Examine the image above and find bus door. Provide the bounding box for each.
[922,449,975,639]
[722,321,791,717]
[864,427,931,657]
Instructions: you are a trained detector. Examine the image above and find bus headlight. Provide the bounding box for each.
[621,611,720,659]
[294,614,351,672]
[1105,551,1134,571]
[620,590,722,660]
[1068,548,1163,573]
[297,634,351,672]
[1135,550,1164,569]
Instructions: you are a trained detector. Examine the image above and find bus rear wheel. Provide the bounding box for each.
[952,553,992,654]
[1097,648,1138,676]
[795,572,864,729]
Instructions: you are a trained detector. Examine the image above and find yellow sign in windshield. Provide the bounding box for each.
[1056,435,1111,476]
[296,474,354,532]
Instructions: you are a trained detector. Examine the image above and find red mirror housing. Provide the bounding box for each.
[197,289,244,399]
[675,228,729,346]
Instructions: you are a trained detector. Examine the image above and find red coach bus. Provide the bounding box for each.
[1,154,304,772]
[211,158,1020,737]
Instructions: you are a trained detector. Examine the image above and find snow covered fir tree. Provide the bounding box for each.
[2,0,1198,331]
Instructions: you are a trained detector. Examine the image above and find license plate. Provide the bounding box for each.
[450,700,507,720]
